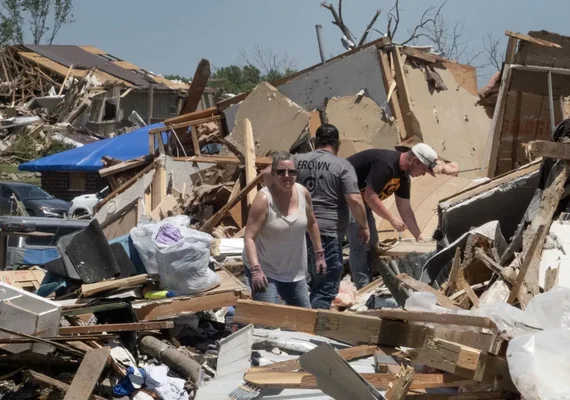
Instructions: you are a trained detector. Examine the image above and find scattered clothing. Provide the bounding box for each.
[155,224,182,245]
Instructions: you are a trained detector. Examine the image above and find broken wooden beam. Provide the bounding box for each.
[242,371,473,391]
[164,106,217,126]
[179,58,211,116]
[244,118,257,206]
[81,274,149,298]
[149,114,222,134]
[526,140,570,160]
[58,321,174,335]
[385,365,415,400]
[359,309,496,330]
[505,30,562,48]
[200,173,264,233]
[172,154,272,166]
[406,338,516,392]
[63,347,110,400]
[395,274,463,310]
[24,370,106,400]
[0,327,84,358]
[99,158,150,177]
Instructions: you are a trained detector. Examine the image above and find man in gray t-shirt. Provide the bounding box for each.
[294,124,370,309]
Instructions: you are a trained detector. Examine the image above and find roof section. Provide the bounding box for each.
[23,44,165,89]
[19,123,167,172]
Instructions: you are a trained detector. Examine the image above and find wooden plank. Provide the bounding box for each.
[164,106,217,126]
[391,46,417,140]
[228,174,243,229]
[244,118,257,206]
[402,47,450,64]
[407,339,516,392]
[0,326,84,358]
[63,347,110,400]
[200,173,263,233]
[505,30,562,48]
[396,274,463,310]
[526,140,570,160]
[243,371,473,390]
[249,344,378,373]
[379,49,407,140]
[24,370,106,400]
[99,158,149,177]
[380,241,437,257]
[458,267,480,308]
[172,155,272,167]
[315,310,382,345]
[359,309,496,329]
[508,224,546,304]
[357,277,384,296]
[59,321,173,335]
[134,291,244,321]
[190,126,201,156]
[179,58,211,115]
[385,365,415,400]
[94,161,157,213]
[234,299,317,333]
[151,166,166,210]
[483,65,512,178]
[505,36,518,64]
[149,114,222,134]
[81,274,148,298]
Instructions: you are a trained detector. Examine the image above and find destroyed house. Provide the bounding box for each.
[0,45,215,136]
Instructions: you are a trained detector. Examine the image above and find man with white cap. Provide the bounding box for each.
[346,143,438,288]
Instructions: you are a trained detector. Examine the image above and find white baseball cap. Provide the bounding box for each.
[411,143,438,176]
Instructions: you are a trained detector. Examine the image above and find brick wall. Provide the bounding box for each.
[41,171,109,201]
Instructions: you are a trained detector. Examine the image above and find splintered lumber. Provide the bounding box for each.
[244,118,257,206]
[385,365,415,400]
[234,300,498,351]
[99,158,149,177]
[59,321,173,335]
[164,106,217,126]
[200,173,264,233]
[179,58,211,116]
[508,224,546,305]
[505,30,562,48]
[359,309,496,329]
[395,274,463,310]
[243,371,473,391]
[526,140,570,160]
[149,114,222,134]
[81,274,148,297]
[172,155,272,166]
[24,370,106,400]
[407,338,516,392]
[249,344,378,373]
[0,327,84,358]
[63,347,110,400]
[298,343,380,399]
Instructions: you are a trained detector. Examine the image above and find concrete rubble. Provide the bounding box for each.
[0,30,567,400]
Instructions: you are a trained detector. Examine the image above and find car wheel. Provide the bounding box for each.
[72,209,90,219]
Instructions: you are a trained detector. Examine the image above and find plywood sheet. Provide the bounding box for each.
[229,82,310,156]
[375,174,474,241]
[326,95,400,159]
[405,64,491,179]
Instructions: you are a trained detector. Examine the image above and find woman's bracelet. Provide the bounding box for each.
[314,249,325,254]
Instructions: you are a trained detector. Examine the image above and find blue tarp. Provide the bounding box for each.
[19,123,167,172]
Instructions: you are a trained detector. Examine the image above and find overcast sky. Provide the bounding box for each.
[51,0,570,86]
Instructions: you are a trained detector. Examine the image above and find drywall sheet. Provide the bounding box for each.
[326,95,399,159]
[229,82,310,156]
[405,63,491,179]
[374,174,474,242]
[278,46,387,112]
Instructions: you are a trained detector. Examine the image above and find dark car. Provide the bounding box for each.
[0,182,70,218]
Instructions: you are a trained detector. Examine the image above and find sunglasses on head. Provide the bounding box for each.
[275,169,297,177]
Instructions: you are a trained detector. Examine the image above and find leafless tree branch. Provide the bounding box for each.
[320,1,356,43]
[399,3,442,45]
[358,9,381,47]
[482,33,503,71]
[387,0,400,39]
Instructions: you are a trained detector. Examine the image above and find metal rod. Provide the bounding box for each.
[548,70,555,133]
[315,25,327,65]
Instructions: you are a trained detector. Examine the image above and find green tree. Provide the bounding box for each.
[0,0,74,45]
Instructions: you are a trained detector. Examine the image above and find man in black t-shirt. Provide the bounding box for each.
[346,143,438,288]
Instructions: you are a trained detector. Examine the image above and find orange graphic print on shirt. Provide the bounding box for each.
[378,178,401,200]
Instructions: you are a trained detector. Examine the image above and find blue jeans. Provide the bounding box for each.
[245,268,311,308]
[307,234,344,309]
[348,207,379,289]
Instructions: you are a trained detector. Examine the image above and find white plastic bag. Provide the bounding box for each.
[130,216,191,275]
[507,328,570,400]
[155,224,220,295]
[524,286,570,330]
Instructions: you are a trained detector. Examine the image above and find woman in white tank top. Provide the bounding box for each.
[243,151,326,307]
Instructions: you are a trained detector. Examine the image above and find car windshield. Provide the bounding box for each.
[14,185,52,200]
